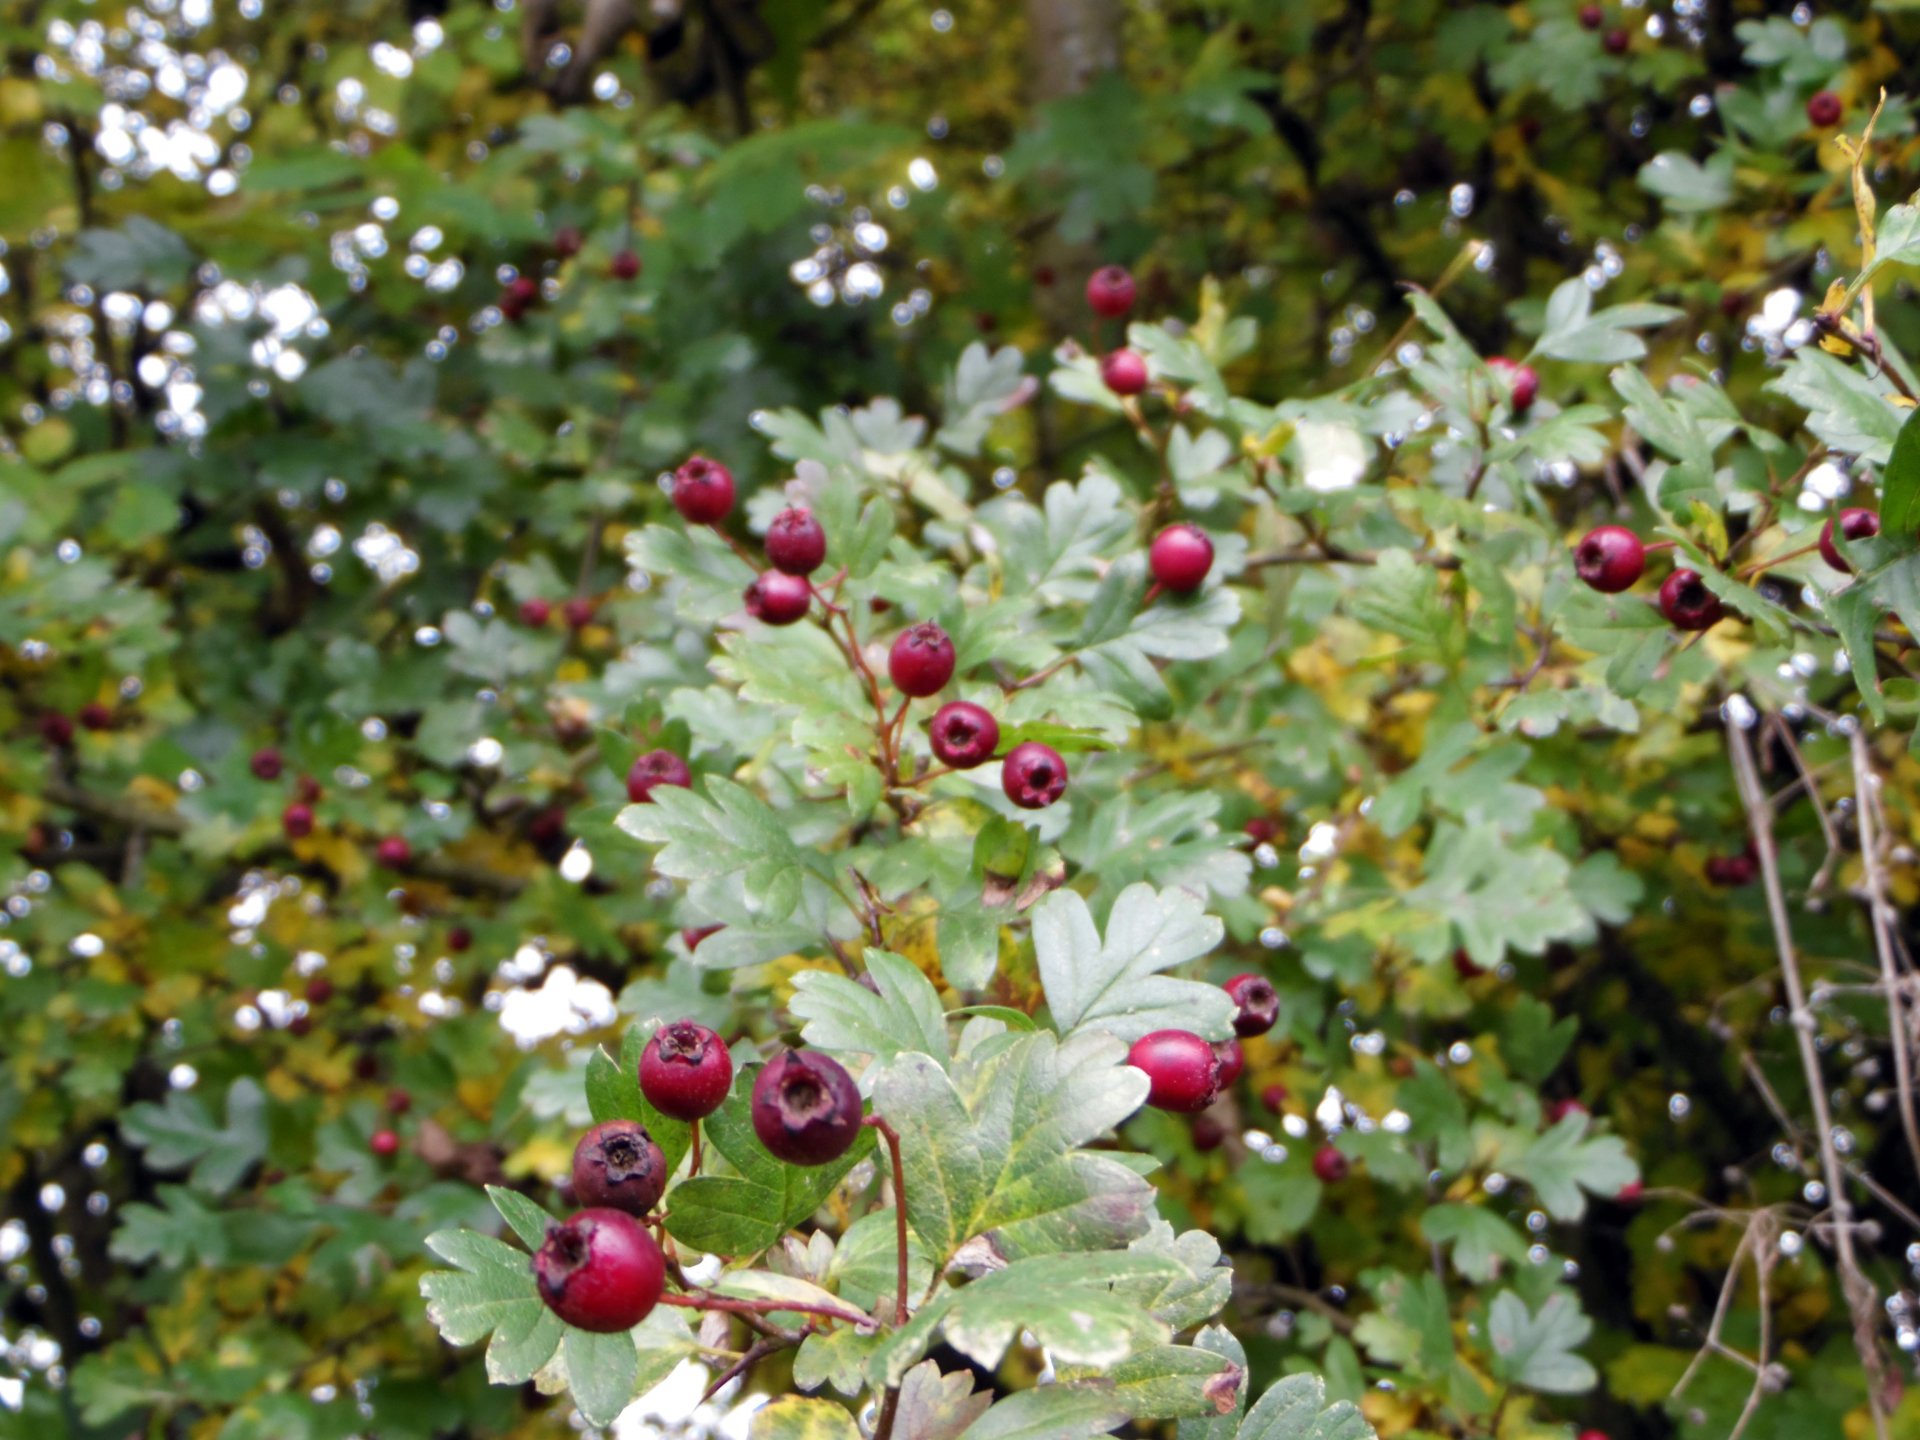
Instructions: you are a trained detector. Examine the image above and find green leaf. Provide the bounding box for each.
[893,1359,992,1438]
[750,1397,864,1439]
[1882,406,1920,537]
[1558,587,1672,697]
[1500,994,1577,1085]
[1033,883,1235,1043]
[1126,1221,1236,1331]
[487,1185,557,1251]
[826,1209,935,1313]
[1406,824,1594,971]
[108,1185,231,1268]
[955,1388,1129,1440]
[1768,349,1906,465]
[1054,1343,1244,1420]
[1421,1205,1531,1284]
[1177,1326,1249,1440]
[120,1078,267,1195]
[420,1228,564,1385]
[1486,1290,1597,1395]
[1235,1372,1377,1440]
[791,949,951,1068]
[1531,279,1683,363]
[1636,151,1735,213]
[561,1328,638,1427]
[1498,1114,1639,1221]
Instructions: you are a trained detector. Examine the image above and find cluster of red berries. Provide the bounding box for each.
[35,700,118,747]
[518,595,598,631]
[1086,263,1152,398]
[250,750,329,841]
[1578,7,1631,55]
[498,230,641,323]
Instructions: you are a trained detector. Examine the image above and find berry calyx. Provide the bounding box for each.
[670,456,735,525]
[1149,523,1214,594]
[78,702,114,731]
[744,570,812,626]
[553,226,583,259]
[1101,347,1149,397]
[1574,525,1646,593]
[1128,1030,1219,1113]
[519,597,553,627]
[572,1119,668,1216]
[283,802,315,839]
[928,701,1000,769]
[610,249,641,281]
[765,507,827,575]
[888,622,956,697]
[40,713,74,748]
[1311,1144,1349,1183]
[375,836,412,870]
[1658,568,1726,631]
[627,750,693,804]
[1224,973,1279,1037]
[1488,355,1540,412]
[562,598,596,630]
[1807,90,1843,128]
[1819,508,1880,573]
[370,1129,401,1158]
[533,1209,665,1333]
[1085,264,1137,319]
[1001,741,1068,810]
[640,1021,734,1121]
[1212,1038,1244,1089]
[1578,4,1603,29]
[751,1049,864,1165]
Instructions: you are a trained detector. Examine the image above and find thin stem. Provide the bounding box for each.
[1849,731,1920,1183]
[659,1291,870,1327]
[689,1118,703,1179]
[863,1115,911,1325]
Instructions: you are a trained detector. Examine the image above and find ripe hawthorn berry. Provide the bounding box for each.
[448,925,473,953]
[519,597,553,626]
[1128,1030,1219,1113]
[627,750,692,804]
[375,836,412,870]
[1488,356,1539,412]
[1546,1098,1589,1125]
[562,598,596,630]
[744,570,812,626]
[1602,27,1629,54]
[1224,973,1279,1037]
[1001,741,1067,809]
[751,1049,863,1165]
[1578,4,1603,29]
[533,1209,665,1332]
[1244,817,1277,844]
[294,775,324,803]
[40,713,75,748]
[1312,1144,1350,1183]
[1658,567,1726,631]
[78,702,114,731]
[572,1119,668,1216]
[305,975,335,1005]
[1819,508,1880,573]
[640,1021,734,1121]
[504,277,540,314]
[766,507,828,575]
[528,806,568,850]
[370,1129,401,1158]
[888,623,955,697]
[1807,90,1843,128]
[387,1088,413,1114]
[1086,264,1137,318]
[283,803,315,839]
[554,226,583,259]
[1101,347,1149,397]
[1705,852,1757,887]
[1615,1181,1644,1206]
[610,249,641,281]
[670,456,735,525]
[1213,1038,1244,1089]
[1149,523,1214,594]
[928,701,1000,769]
[1574,525,1646,593]
[1261,1083,1289,1112]
[1191,1115,1226,1152]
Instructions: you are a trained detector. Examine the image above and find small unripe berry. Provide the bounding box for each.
[1488,356,1539,412]
[554,226,583,258]
[572,1119,668,1216]
[1128,1030,1219,1113]
[640,1021,735,1121]
[1807,90,1843,128]
[1602,26,1629,54]
[40,713,75,748]
[888,623,956,697]
[1085,264,1137,318]
[1001,741,1067,810]
[610,249,641,281]
[670,456,735,525]
[283,802,315,839]
[519,597,553,627]
[375,836,412,870]
[1819,508,1879,573]
[1658,568,1725,631]
[1212,1038,1244,1088]
[1574,525,1646,593]
[533,1209,665,1332]
[1101,347,1149,397]
[1311,1144,1349,1183]
[1224,973,1279,1037]
[765,507,828,575]
[448,925,473,953]
[928,701,1000,769]
[751,1050,863,1165]
[1578,4,1603,29]
[1149,524,1214,594]
[78,702,114,731]
[370,1129,401,1158]
[744,571,812,626]
[627,750,692,804]
[682,924,724,952]
[562,598,596,630]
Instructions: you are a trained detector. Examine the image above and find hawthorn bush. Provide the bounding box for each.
[8,3,1920,1439]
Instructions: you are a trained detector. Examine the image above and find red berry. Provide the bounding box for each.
[1602,27,1629,54]
[40,713,74,748]
[529,806,568,849]
[386,1088,413,1115]
[751,1049,863,1166]
[1224,973,1279,1038]
[1032,264,1057,287]
[375,836,412,870]
[1807,90,1843,128]
[1488,356,1540,412]
[670,456,735,525]
[295,775,324,803]
[1819,508,1879,573]
[744,570,812,626]
[1705,853,1757,887]
[251,746,284,779]
[1101,347,1149,397]
[1191,1115,1226,1151]
[554,226,583,258]
[627,749,692,804]
[765,507,828,575]
[353,1054,381,1081]
[610,249,641,281]
[1128,1030,1219,1113]
[1452,948,1486,980]
[1149,524,1214,594]
[370,1129,401,1158]
[682,924,724,952]
[1574,525,1646,593]
[888,622,956,697]
[572,1120,667,1216]
[283,802,315,839]
[562,598,596,630]
[519,597,553,627]
[1546,1098,1589,1125]
[1212,1038,1244,1089]
[640,1021,734,1121]
[928,701,1000,769]
[1658,568,1726,631]
[500,291,529,323]
[506,276,540,308]
[1615,1181,1644,1206]
[1578,4,1603,29]
[1312,1144,1349,1183]
[1579,1432,1611,1440]
[1001,741,1067,810]
[305,976,335,1005]
[1085,264,1137,319]
[533,1209,665,1333]
[288,1014,313,1037]
[1261,1083,1289,1111]
[448,925,472,953]
[78,702,113,731]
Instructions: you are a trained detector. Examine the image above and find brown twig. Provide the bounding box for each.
[1848,730,1920,1185]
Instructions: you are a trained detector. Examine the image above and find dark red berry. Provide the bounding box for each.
[533,1209,665,1332]
[766,507,828,575]
[1149,524,1214,594]
[751,1049,863,1165]
[1212,1038,1244,1089]
[528,806,568,850]
[1488,356,1540,412]
[1452,948,1486,980]
[1261,1083,1289,1111]
[1615,1181,1644,1206]
[1191,1115,1226,1151]
[571,1120,668,1216]
[506,276,540,308]
[1086,264,1137,319]
[888,623,956,697]
[370,1129,401,1158]
[610,249,641,281]
[287,1014,313,1037]
[448,925,473,953]
[353,1053,381,1081]
[1807,90,1843,128]
[78,702,113,731]
[554,226,583,259]
[1658,568,1725,631]
[519,597,553,627]
[744,571,812,626]
[1705,853,1757,887]
[295,775,323,803]
[928,701,1000,769]
[1244,817,1277,844]
[500,291,529,323]
[1545,1098,1589,1125]
[386,1088,413,1115]
[1224,973,1279,1038]
[670,456,735,525]
[562,598,596,630]
[1001,741,1067,810]
[1819,508,1879,573]
[1033,264,1057,287]
[1602,27,1629,54]
[682,924,724,952]
[640,1021,734,1121]
[40,713,74,748]
[283,802,315,839]
[1128,1030,1219,1113]
[1574,525,1646,593]
[1101,348,1149,397]
[1580,1432,1612,1440]
[626,750,692,804]
[1312,1144,1349,1183]
[1578,4,1603,29]
[305,976,335,1005]
[375,836,412,870]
